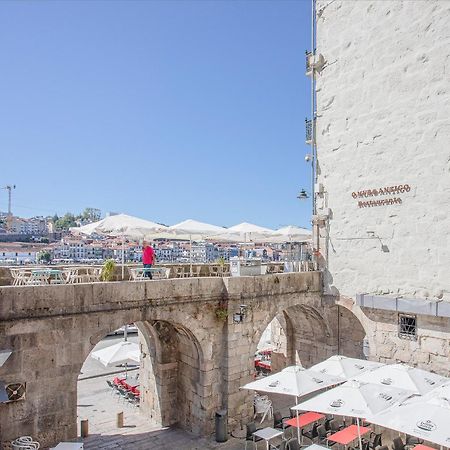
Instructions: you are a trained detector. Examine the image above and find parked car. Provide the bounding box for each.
[107,324,138,336]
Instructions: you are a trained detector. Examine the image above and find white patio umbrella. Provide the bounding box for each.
[369,390,450,448]
[258,225,312,265]
[210,223,275,259]
[71,213,168,278]
[310,355,385,381]
[293,379,413,450]
[241,365,344,443]
[260,225,312,244]
[353,363,448,395]
[168,219,225,275]
[91,341,140,377]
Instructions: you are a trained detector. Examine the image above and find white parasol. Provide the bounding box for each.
[310,355,385,381]
[353,363,448,395]
[293,379,413,450]
[71,213,168,277]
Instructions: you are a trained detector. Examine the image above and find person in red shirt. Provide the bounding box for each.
[142,241,155,279]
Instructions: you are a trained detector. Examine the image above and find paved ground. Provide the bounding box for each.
[75,336,402,450]
[77,334,256,449]
[77,372,292,449]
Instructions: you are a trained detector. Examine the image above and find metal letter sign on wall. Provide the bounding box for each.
[351,184,411,208]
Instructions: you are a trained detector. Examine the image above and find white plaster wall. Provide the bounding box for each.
[315,0,450,300]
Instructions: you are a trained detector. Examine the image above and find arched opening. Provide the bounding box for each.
[138,320,205,434]
[255,314,289,375]
[334,304,369,360]
[76,321,146,440]
[76,318,205,446]
[251,302,367,376]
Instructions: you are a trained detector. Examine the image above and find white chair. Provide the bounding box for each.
[10,268,21,286]
[64,268,82,284]
[11,268,31,286]
[87,267,102,282]
[11,436,40,449]
[208,265,220,277]
[253,395,273,423]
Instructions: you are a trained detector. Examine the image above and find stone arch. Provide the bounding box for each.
[283,304,336,367]
[335,297,373,360]
[138,319,206,434]
[248,297,369,373]
[250,300,336,371]
[76,311,207,436]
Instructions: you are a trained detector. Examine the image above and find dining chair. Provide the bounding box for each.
[273,410,292,438]
[253,396,273,423]
[208,265,220,277]
[392,437,406,450]
[368,432,383,450]
[245,422,263,450]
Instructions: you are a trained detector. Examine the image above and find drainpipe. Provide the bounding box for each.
[311,0,319,268]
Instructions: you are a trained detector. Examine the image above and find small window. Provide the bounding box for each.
[398,314,417,340]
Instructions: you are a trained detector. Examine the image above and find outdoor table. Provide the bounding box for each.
[413,445,437,450]
[31,268,65,284]
[285,411,325,428]
[52,443,83,449]
[130,267,167,281]
[303,445,330,450]
[125,377,139,389]
[327,424,371,446]
[285,412,325,445]
[255,360,271,371]
[252,427,284,450]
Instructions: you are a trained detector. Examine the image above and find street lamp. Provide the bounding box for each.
[297,189,310,200]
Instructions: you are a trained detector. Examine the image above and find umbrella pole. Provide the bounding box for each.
[121,235,125,280]
[356,417,362,450]
[189,235,193,277]
[295,396,301,445]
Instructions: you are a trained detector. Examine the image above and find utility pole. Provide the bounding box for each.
[2,184,16,232]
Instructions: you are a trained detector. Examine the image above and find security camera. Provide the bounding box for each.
[305,154,312,162]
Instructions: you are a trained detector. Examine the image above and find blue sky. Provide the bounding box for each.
[0,0,312,229]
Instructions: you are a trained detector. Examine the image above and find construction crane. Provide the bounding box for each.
[2,184,16,231]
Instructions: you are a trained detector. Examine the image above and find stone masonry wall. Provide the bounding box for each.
[0,272,322,448]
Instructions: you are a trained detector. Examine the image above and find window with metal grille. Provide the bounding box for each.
[398,314,417,340]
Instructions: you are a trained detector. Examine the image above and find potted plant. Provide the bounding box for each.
[101,259,116,281]
[215,306,228,322]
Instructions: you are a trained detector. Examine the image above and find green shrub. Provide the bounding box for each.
[101,259,116,281]
[215,307,228,322]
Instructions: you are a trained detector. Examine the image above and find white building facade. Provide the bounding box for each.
[313,0,450,373]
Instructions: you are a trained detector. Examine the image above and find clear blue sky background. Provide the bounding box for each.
[0,0,312,229]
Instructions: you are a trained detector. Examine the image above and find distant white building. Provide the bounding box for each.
[10,216,48,235]
[0,244,39,264]
[191,242,218,262]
